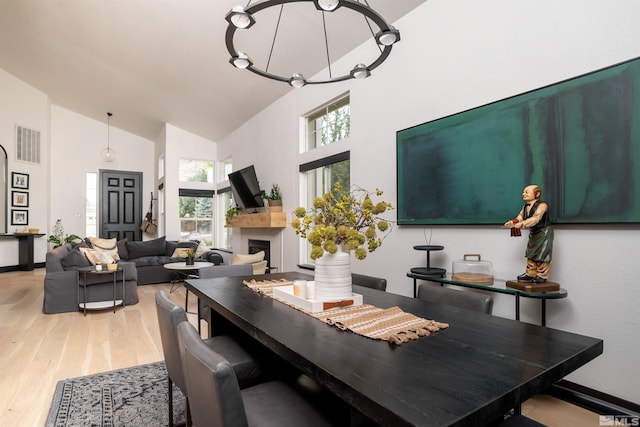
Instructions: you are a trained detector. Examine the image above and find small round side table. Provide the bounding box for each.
[410,245,446,297]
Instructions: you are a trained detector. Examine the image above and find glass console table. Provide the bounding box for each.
[407,271,567,326]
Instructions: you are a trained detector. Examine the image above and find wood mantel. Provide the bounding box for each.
[227,212,286,228]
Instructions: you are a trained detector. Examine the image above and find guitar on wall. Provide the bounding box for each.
[141,192,157,235]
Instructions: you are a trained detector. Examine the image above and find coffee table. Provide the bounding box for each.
[164,261,214,310]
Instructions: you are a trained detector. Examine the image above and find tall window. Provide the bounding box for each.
[179,159,213,183]
[218,157,233,182]
[179,159,214,245]
[299,152,350,264]
[217,188,233,249]
[178,189,213,245]
[299,94,352,264]
[214,157,233,249]
[305,94,350,151]
[85,173,97,237]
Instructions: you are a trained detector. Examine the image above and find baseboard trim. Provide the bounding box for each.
[547,380,640,417]
[0,263,45,273]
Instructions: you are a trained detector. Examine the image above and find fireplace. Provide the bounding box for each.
[248,239,271,272]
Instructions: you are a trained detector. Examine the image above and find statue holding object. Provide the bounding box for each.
[504,185,554,284]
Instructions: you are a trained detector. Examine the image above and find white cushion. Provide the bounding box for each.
[79,247,116,265]
[88,237,120,260]
[252,260,268,275]
[171,248,193,258]
[232,251,265,265]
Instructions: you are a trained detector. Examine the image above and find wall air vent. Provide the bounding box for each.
[15,125,41,164]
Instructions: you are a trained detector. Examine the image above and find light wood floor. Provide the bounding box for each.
[0,269,602,427]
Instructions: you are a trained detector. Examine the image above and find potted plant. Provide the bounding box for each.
[184,248,195,265]
[225,206,242,226]
[263,183,282,212]
[291,182,393,301]
[47,219,82,249]
[291,183,393,260]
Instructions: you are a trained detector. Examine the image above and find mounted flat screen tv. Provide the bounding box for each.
[228,165,264,211]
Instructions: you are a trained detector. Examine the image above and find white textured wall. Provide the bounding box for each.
[49,106,156,244]
[0,70,49,264]
[218,0,640,403]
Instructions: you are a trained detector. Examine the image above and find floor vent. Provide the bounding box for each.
[15,125,41,164]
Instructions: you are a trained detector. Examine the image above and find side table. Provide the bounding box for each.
[410,245,446,296]
[78,267,125,316]
[164,261,214,312]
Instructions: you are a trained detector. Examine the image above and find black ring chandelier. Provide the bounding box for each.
[225,0,401,88]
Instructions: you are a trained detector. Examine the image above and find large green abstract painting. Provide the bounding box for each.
[397,56,640,225]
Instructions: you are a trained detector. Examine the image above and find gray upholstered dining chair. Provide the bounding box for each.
[177,320,334,427]
[196,263,253,333]
[155,290,267,427]
[417,283,494,314]
[351,273,387,291]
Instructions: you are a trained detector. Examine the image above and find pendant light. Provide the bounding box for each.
[225,0,401,87]
[101,112,116,162]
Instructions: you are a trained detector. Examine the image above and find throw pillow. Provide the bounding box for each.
[126,236,166,259]
[88,237,120,260]
[61,247,92,269]
[117,238,129,260]
[232,251,265,265]
[195,240,209,257]
[171,247,194,258]
[252,260,268,275]
[79,247,116,265]
[170,240,200,258]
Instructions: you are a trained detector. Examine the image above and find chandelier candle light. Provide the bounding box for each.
[225,0,401,88]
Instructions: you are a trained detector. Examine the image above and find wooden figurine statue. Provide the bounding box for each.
[504,185,554,284]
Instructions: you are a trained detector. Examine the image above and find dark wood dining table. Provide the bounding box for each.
[185,272,603,427]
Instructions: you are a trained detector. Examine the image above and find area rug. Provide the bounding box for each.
[45,361,186,427]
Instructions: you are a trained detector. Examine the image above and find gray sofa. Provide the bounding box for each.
[43,236,225,314]
[119,236,224,285]
[43,243,139,314]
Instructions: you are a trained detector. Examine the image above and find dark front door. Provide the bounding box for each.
[100,170,143,241]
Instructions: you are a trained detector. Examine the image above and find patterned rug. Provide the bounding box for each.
[45,361,186,427]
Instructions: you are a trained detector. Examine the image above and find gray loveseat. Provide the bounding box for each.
[43,236,225,314]
[118,236,224,285]
[43,243,139,314]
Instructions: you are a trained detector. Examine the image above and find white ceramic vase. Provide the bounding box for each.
[314,247,352,301]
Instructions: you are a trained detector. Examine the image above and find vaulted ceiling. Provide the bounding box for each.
[0,0,426,142]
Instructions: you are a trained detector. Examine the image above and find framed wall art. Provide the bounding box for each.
[397,55,640,225]
[12,191,29,207]
[11,209,28,225]
[12,172,29,189]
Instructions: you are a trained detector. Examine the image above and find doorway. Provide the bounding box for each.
[100,170,143,241]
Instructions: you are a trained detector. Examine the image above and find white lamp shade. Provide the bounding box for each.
[351,64,370,79]
[101,147,116,162]
[231,52,252,69]
[316,0,340,11]
[376,27,400,46]
[289,73,306,88]
[227,6,254,29]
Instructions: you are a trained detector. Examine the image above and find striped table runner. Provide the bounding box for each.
[243,279,448,345]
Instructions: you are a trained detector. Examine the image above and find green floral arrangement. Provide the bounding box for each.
[47,219,81,248]
[291,183,393,260]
